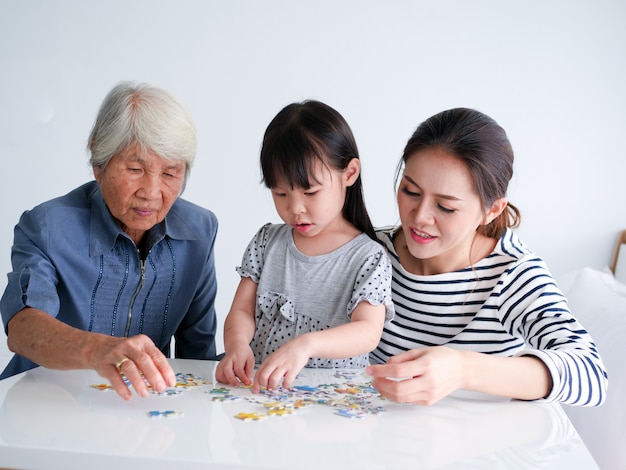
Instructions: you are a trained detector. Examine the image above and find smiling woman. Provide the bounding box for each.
[367,108,608,408]
[0,81,221,401]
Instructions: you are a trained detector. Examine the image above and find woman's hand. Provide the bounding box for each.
[92,333,176,400]
[7,309,176,401]
[215,347,255,386]
[366,346,467,405]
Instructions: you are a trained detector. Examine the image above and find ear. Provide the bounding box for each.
[92,165,103,184]
[483,197,508,225]
[344,158,361,187]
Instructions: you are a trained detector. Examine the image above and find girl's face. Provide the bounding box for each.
[270,157,360,255]
[396,147,504,275]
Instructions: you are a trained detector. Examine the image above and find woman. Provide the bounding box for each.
[367,108,607,407]
[0,81,219,400]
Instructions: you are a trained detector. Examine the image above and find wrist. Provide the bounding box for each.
[459,350,475,390]
[291,333,315,358]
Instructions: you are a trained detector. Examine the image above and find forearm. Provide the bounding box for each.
[222,310,256,353]
[461,351,552,400]
[296,316,384,360]
[7,307,106,370]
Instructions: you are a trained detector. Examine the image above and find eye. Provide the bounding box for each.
[437,204,455,214]
[400,186,419,197]
[304,190,319,196]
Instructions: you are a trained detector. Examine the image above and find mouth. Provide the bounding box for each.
[409,227,437,244]
[134,208,157,217]
[411,228,434,238]
[293,222,312,232]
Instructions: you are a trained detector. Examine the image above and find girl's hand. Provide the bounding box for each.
[215,347,255,386]
[252,336,312,393]
[366,346,467,405]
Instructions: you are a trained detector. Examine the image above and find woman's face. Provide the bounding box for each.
[396,147,501,275]
[94,144,186,245]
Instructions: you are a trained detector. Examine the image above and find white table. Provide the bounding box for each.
[0,359,597,469]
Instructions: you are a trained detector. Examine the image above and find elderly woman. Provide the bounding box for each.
[0,81,219,400]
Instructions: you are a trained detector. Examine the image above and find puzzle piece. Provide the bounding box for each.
[90,383,112,391]
[235,412,267,421]
[148,410,184,418]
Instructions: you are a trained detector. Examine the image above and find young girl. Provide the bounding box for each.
[367,108,608,407]
[216,100,394,392]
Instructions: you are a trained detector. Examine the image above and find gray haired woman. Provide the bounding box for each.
[1,81,219,400]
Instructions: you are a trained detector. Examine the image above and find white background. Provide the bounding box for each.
[1,0,625,367]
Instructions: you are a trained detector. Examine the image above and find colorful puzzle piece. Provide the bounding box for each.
[148,410,184,418]
[212,369,387,422]
[235,412,267,421]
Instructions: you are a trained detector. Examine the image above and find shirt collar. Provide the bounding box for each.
[88,183,199,257]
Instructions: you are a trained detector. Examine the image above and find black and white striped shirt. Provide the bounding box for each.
[371,227,607,407]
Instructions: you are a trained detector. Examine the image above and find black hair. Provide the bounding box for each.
[261,100,376,240]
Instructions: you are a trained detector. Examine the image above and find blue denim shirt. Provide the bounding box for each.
[0,181,219,378]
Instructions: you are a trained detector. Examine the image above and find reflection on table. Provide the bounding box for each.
[0,359,597,469]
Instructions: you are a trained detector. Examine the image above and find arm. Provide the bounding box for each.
[7,307,175,400]
[366,347,551,405]
[2,205,174,400]
[252,301,386,392]
[367,254,607,406]
[214,277,258,386]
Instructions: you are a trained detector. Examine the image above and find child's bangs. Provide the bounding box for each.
[262,130,324,189]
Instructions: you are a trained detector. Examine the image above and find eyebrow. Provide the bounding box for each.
[403,174,464,202]
[127,154,184,171]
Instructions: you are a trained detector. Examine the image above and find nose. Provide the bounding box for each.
[287,195,306,215]
[412,200,434,225]
[138,173,161,200]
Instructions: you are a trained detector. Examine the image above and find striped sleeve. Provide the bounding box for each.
[496,255,608,406]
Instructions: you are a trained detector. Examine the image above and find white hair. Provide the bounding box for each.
[88,81,196,184]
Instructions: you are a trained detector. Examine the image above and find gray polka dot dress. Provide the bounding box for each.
[236,223,394,368]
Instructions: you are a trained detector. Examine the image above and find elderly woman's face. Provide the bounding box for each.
[94,144,186,245]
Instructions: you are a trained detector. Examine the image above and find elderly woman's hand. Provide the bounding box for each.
[94,334,177,400]
[6,308,176,401]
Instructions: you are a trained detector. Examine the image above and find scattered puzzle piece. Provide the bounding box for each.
[212,369,387,422]
[148,410,184,418]
[91,383,112,391]
[235,412,267,421]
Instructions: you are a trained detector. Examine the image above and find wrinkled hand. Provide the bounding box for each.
[215,347,255,386]
[94,334,176,400]
[366,346,467,406]
[252,338,310,393]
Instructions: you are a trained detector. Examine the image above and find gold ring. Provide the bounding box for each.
[115,357,130,370]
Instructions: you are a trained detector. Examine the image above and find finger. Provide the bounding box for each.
[244,356,255,384]
[215,361,233,385]
[128,337,173,393]
[252,365,266,394]
[108,364,133,400]
[151,351,176,388]
[234,362,252,386]
[367,357,425,381]
[266,367,286,390]
[131,356,166,395]
[118,359,151,398]
[281,367,300,389]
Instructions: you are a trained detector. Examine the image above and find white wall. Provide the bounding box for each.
[1,0,625,367]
